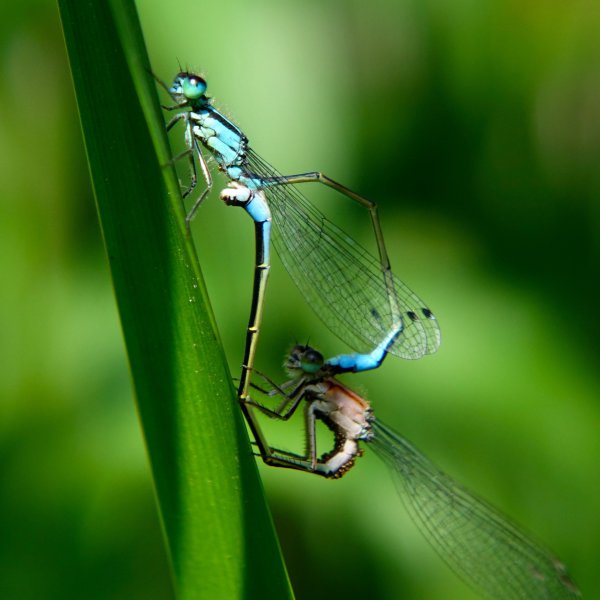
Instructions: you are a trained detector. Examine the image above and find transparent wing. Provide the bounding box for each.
[371,420,580,599]
[246,150,441,359]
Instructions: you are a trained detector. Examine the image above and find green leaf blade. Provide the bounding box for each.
[58,1,293,597]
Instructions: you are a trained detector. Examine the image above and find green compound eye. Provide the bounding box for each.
[300,348,324,374]
[182,76,207,99]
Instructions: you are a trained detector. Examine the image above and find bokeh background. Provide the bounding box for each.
[1,0,599,598]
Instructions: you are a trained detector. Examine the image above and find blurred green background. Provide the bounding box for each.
[1,0,599,598]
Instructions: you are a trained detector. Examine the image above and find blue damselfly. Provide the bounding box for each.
[159,72,440,405]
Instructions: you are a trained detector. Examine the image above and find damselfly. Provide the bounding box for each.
[247,344,580,600]
[159,72,441,403]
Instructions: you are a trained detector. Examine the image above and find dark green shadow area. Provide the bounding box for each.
[58,0,293,598]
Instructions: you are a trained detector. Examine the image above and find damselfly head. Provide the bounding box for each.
[169,72,208,105]
[286,344,324,375]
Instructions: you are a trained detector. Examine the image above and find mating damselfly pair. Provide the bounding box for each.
[158,69,580,599]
